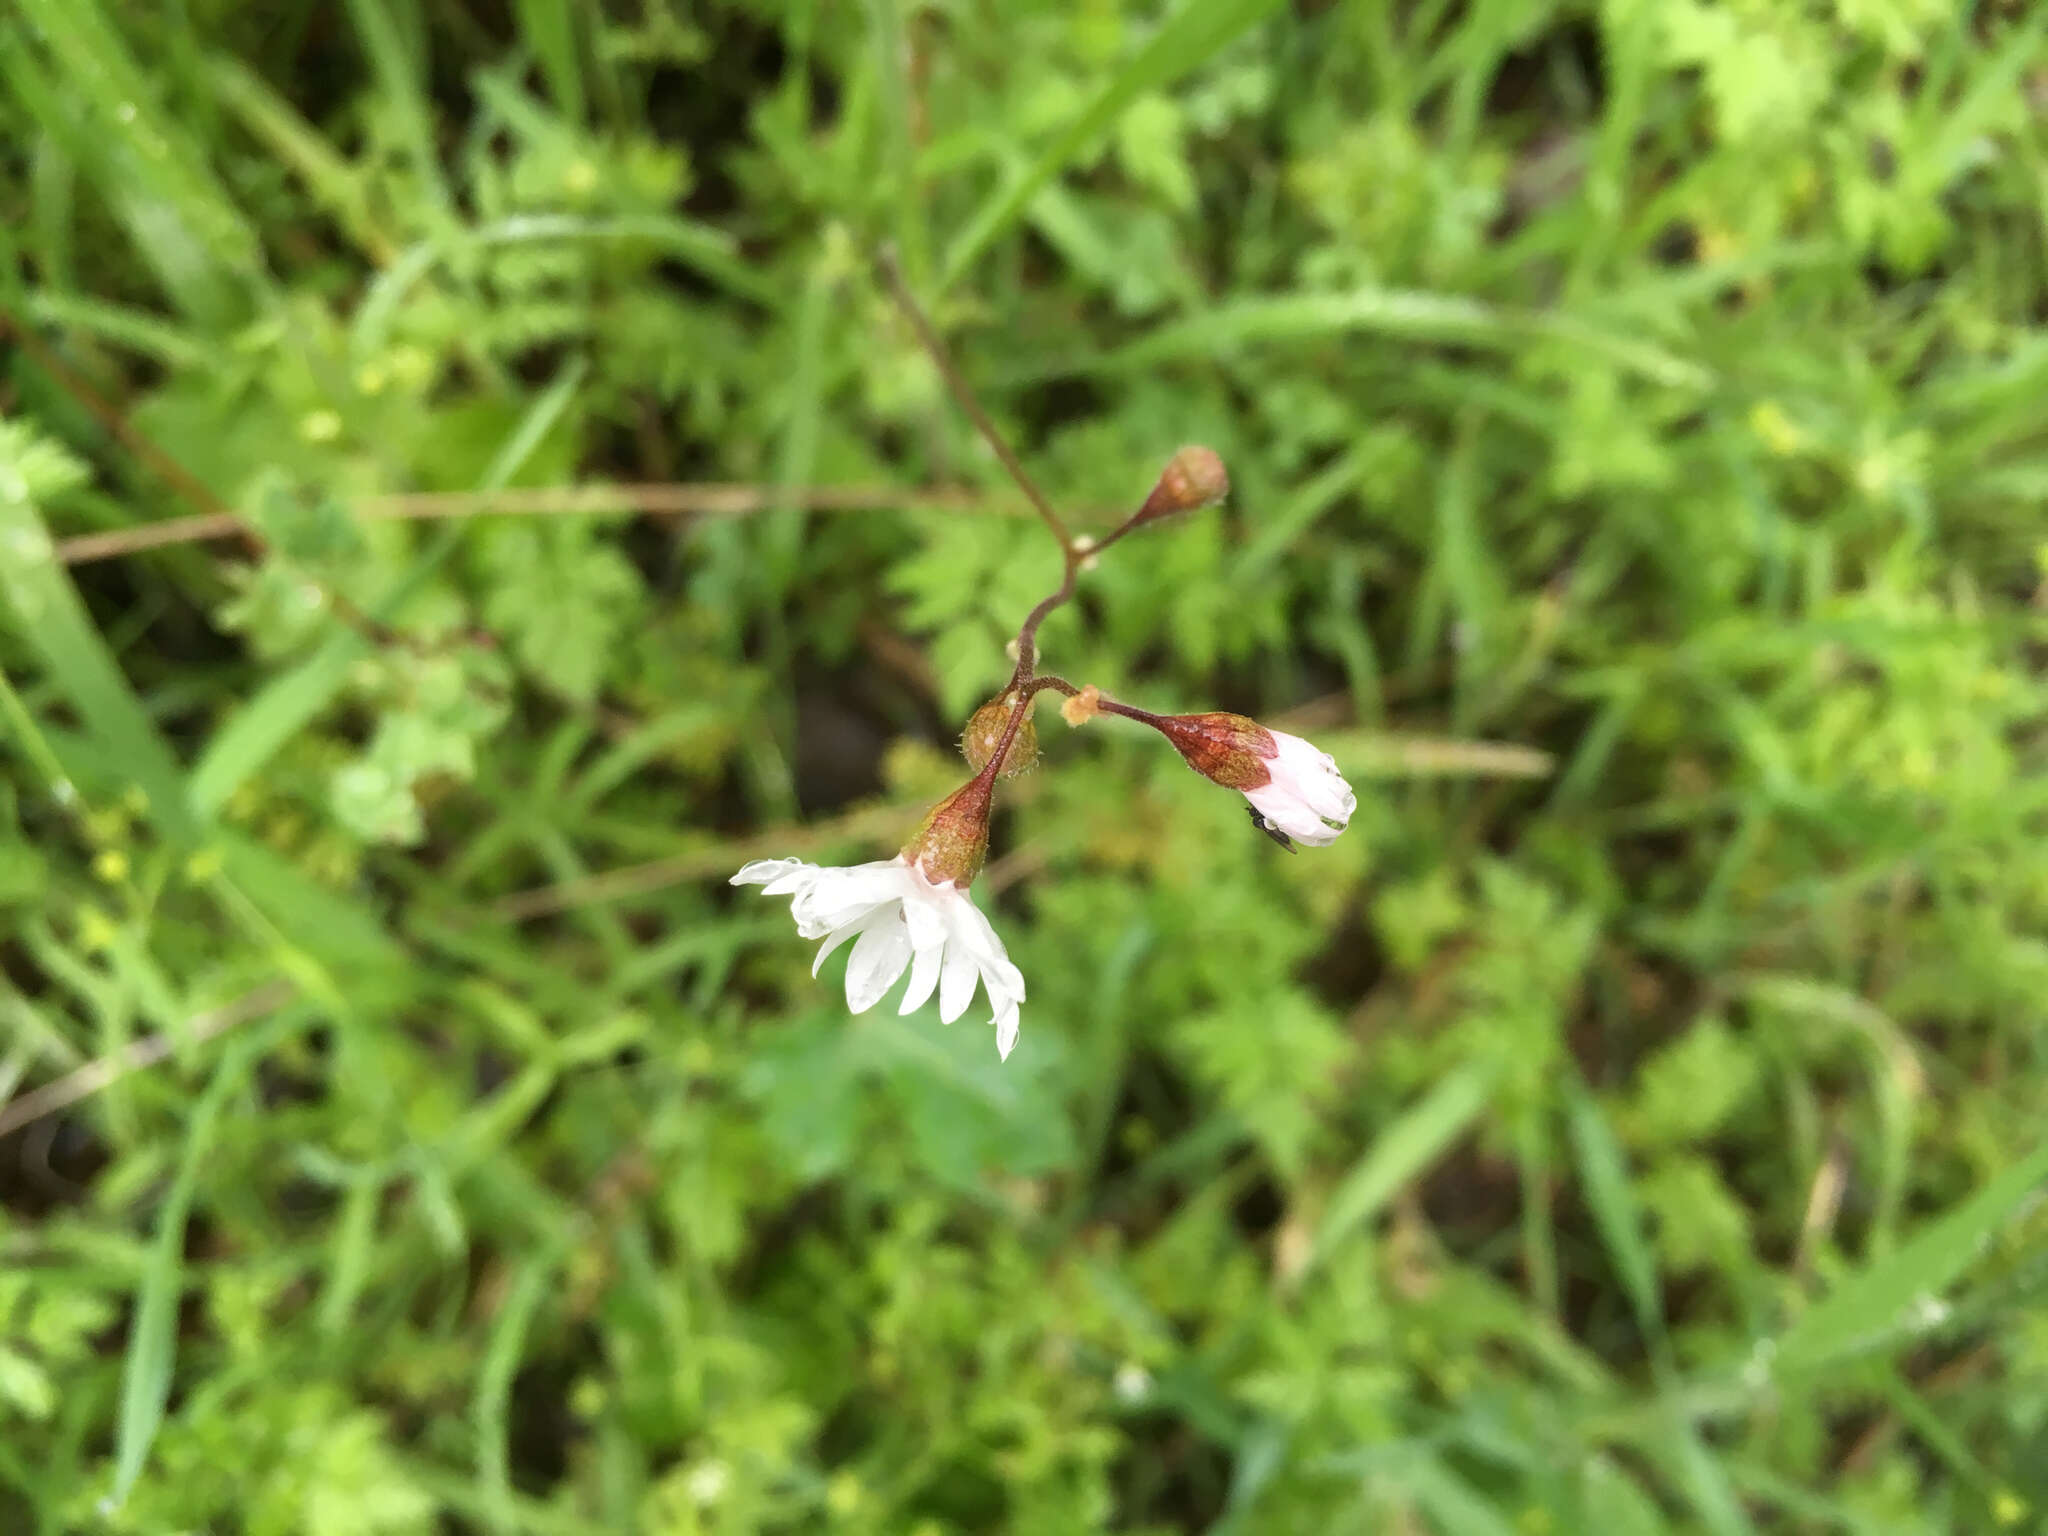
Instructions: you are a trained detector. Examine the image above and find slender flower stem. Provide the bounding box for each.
[974,675,1091,781]
[1021,675,1080,699]
[1008,564,1077,685]
[1095,697,1173,730]
[974,721,1017,788]
[876,254,1234,799]
[991,677,1187,774]
[875,247,1072,549]
[1001,461,1215,688]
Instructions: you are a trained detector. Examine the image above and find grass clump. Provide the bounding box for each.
[3,2,2048,1532]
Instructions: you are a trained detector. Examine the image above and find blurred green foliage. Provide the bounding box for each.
[4,1,2048,1532]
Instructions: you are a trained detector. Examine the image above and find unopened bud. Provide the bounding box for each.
[1131,445,1229,529]
[961,692,1039,778]
[901,775,993,886]
[1153,711,1273,790]
[1153,711,1357,848]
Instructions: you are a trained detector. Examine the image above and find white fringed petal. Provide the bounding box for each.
[844,911,912,1014]
[937,939,980,1025]
[736,854,1026,1060]
[732,858,809,893]
[897,898,946,1017]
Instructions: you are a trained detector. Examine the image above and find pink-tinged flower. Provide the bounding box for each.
[731,856,1026,1059]
[1154,712,1356,848]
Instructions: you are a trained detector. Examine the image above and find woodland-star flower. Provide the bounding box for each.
[1154,712,1357,847]
[731,854,1026,1060]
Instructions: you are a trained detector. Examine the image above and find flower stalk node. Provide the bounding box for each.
[1059,684,1102,727]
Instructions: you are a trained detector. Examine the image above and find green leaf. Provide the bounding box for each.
[190,359,583,814]
[1303,1062,1498,1282]
[1565,1078,1665,1348]
[1176,988,1349,1182]
[0,419,200,843]
[479,522,642,703]
[1773,1138,2048,1374]
[108,1026,271,1509]
[0,1347,56,1421]
[939,0,1289,287]
[1626,1015,1759,1147]
[473,1242,566,1535]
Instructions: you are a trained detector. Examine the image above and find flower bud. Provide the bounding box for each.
[1153,712,1273,790]
[901,775,993,886]
[1153,712,1357,848]
[1131,445,1229,529]
[961,692,1039,778]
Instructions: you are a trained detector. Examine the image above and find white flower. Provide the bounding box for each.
[1243,730,1356,847]
[731,855,1026,1060]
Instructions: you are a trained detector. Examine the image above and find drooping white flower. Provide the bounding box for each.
[731,855,1026,1060]
[1242,730,1356,847]
[1152,712,1356,848]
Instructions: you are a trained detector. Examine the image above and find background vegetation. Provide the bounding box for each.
[4,0,2048,1531]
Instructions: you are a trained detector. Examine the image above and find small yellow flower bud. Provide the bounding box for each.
[1060,685,1102,727]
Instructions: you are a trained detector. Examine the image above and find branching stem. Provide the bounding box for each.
[876,252,1189,784]
[875,247,1072,549]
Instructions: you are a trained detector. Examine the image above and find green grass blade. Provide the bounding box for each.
[4,0,260,319]
[206,54,393,264]
[107,1024,272,1509]
[475,1244,566,1532]
[1085,288,1710,390]
[342,0,458,228]
[1402,1456,1520,1536]
[513,0,584,122]
[937,0,1288,289]
[1302,1063,1497,1283]
[187,631,373,819]
[1772,1139,2048,1374]
[22,292,216,372]
[1661,1413,1758,1536]
[864,0,925,281]
[0,445,199,844]
[1564,1079,1665,1350]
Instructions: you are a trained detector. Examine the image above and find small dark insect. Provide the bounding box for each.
[1246,805,1297,852]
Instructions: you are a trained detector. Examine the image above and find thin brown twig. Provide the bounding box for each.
[485,801,920,923]
[876,253,1231,782]
[875,245,1074,549]
[4,311,463,652]
[0,979,294,1139]
[1,311,266,559]
[55,482,1024,565]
